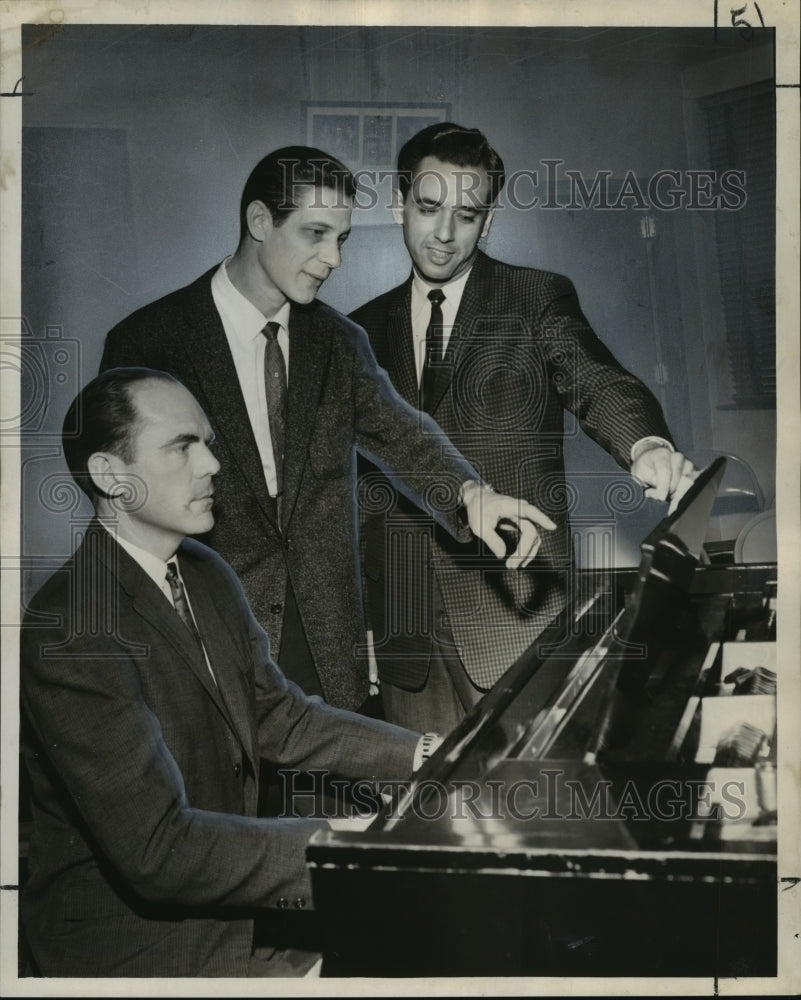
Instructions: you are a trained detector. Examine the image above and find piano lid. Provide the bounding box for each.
[503,457,731,766]
[377,458,732,823]
[622,455,728,645]
[641,454,727,561]
[579,457,729,763]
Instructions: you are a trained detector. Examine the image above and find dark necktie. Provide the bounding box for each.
[165,561,202,644]
[262,321,287,499]
[420,288,446,413]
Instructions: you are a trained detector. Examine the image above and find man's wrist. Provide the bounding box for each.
[459,479,491,505]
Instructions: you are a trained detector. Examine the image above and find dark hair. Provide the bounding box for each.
[62,367,180,501]
[396,122,505,203]
[238,145,357,244]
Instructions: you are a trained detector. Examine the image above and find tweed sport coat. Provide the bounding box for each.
[20,524,419,977]
[350,250,674,691]
[100,267,478,710]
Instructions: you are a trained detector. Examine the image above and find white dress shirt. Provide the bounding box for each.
[101,524,180,605]
[211,259,291,497]
[410,267,471,383]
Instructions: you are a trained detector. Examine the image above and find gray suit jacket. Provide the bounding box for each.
[351,250,674,690]
[20,524,418,976]
[100,268,478,709]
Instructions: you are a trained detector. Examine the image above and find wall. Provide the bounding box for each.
[19,24,776,588]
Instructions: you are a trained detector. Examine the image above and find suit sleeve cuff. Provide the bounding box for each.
[412,732,444,771]
[630,436,674,464]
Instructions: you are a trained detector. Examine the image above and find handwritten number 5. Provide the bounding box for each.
[730,3,766,41]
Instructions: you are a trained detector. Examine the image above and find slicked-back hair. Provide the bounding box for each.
[238,145,357,244]
[396,122,506,204]
[62,367,180,501]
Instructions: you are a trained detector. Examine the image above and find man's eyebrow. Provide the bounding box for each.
[161,432,200,449]
[304,220,351,241]
[414,194,482,212]
[415,194,444,207]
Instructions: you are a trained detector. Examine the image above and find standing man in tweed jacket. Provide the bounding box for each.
[350,123,696,731]
[100,146,554,713]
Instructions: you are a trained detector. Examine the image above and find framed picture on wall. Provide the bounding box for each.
[304,101,450,223]
[305,101,449,168]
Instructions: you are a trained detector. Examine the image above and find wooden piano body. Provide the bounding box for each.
[308,460,779,977]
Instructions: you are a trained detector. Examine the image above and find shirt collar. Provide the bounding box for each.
[212,258,291,340]
[411,265,473,313]
[98,519,175,592]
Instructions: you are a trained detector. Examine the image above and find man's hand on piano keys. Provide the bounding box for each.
[630,444,698,510]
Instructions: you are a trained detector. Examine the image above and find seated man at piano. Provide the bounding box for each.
[19,367,461,978]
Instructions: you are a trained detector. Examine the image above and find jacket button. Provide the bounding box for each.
[270,602,283,614]
[283,537,291,549]
[233,762,242,777]
[294,897,306,909]
[277,897,289,909]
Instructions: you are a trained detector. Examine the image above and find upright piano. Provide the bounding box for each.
[308,459,779,977]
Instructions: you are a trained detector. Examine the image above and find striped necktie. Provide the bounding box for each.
[165,561,202,643]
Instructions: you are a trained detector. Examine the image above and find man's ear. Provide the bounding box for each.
[481,205,496,239]
[87,452,123,498]
[390,188,405,226]
[245,200,273,243]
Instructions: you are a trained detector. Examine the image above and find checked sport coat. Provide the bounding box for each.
[350,250,674,691]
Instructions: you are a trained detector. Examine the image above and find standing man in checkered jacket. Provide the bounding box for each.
[351,122,695,732]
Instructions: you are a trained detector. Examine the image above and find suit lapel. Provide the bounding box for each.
[179,549,256,767]
[92,526,204,679]
[381,279,419,408]
[180,278,280,533]
[93,526,248,755]
[280,304,333,529]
